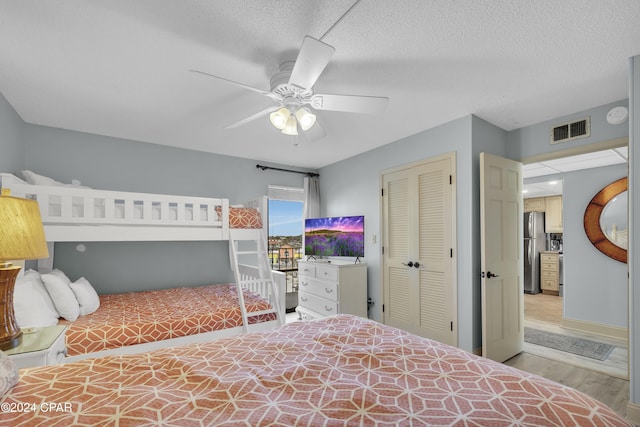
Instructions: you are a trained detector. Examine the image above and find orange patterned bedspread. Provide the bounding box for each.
[59,284,275,356]
[2,315,631,426]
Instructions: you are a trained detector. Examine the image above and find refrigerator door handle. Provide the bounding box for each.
[528,214,533,238]
[527,240,532,265]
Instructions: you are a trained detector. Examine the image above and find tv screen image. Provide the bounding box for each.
[304,216,364,257]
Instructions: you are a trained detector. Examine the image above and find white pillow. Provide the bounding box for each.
[0,351,18,397]
[22,170,64,186]
[41,273,79,322]
[24,269,41,280]
[21,170,90,189]
[49,268,72,284]
[13,275,60,328]
[69,277,100,315]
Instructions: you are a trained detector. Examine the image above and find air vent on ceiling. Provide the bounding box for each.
[550,116,590,144]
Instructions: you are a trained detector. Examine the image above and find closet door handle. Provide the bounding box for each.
[402,261,414,267]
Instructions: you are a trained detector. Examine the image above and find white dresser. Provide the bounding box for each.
[296,260,367,320]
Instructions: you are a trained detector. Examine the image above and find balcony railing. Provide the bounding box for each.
[268,244,302,311]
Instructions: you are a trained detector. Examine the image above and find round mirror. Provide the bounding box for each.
[584,177,627,263]
[599,190,627,249]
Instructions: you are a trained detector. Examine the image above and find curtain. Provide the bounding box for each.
[303,176,320,219]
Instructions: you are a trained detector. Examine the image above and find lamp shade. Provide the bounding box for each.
[269,107,290,130]
[282,115,299,136]
[295,108,316,131]
[0,193,49,262]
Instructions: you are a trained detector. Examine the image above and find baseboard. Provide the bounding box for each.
[561,317,628,343]
[626,401,640,425]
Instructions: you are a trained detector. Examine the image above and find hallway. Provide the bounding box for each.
[522,293,628,380]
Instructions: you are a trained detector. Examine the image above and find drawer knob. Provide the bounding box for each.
[325,288,334,293]
[325,305,333,312]
[301,281,308,286]
[300,296,307,302]
[323,271,328,276]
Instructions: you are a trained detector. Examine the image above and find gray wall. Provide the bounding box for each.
[0,92,25,173]
[319,115,510,353]
[507,100,629,160]
[21,124,310,294]
[562,164,628,328]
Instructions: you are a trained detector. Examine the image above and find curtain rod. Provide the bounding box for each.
[256,164,319,177]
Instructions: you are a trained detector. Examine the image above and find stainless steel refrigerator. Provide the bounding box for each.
[524,211,545,294]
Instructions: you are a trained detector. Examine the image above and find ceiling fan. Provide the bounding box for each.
[190,36,389,139]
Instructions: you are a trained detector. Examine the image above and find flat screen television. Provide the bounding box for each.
[304,215,364,258]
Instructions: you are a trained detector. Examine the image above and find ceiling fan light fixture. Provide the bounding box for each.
[296,107,316,131]
[282,115,298,136]
[269,107,290,130]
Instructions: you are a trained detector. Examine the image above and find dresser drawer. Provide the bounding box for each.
[315,264,338,282]
[541,262,558,271]
[542,278,559,291]
[298,264,316,277]
[298,291,338,317]
[541,269,558,278]
[299,276,338,301]
[541,254,558,263]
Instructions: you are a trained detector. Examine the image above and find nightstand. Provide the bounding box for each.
[5,325,67,369]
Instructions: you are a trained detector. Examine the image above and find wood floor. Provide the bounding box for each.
[503,293,630,418]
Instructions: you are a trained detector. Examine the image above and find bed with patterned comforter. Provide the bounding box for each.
[60,283,275,357]
[1,314,631,426]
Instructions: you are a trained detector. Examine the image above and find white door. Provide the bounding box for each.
[480,152,523,362]
[383,153,456,346]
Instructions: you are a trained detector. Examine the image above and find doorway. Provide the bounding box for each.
[267,198,304,313]
[521,146,628,378]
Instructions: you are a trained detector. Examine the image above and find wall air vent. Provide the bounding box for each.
[550,116,590,144]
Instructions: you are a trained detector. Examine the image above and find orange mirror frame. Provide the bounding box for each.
[583,177,627,263]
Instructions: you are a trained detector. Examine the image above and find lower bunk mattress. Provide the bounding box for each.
[59,283,275,357]
[1,314,631,426]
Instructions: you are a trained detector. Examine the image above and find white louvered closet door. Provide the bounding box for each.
[382,153,456,346]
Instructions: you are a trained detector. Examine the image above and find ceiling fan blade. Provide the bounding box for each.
[225,105,279,129]
[304,119,326,142]
[190,69,271,96]
[310,93,389,114]
[288,36,335,90]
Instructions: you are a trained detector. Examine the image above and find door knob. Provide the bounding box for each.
[486,271,500,278]
[403,261,414,267]
[413,262,420,268]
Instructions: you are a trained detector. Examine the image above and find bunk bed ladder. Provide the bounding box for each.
[229,229,283,332]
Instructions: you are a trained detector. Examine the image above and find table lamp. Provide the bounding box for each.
[0,189,48,350]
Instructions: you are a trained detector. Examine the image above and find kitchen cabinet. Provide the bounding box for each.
[545,196,563,233]
[523,196,563,233]
[524,197,546,212]
[540,252,560,295]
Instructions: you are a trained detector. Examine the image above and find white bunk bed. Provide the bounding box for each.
[0,173,285,361]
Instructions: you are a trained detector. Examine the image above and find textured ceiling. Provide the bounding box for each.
[1,0,639,169]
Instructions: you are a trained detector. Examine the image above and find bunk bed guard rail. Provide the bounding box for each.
[0,173,230,242]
